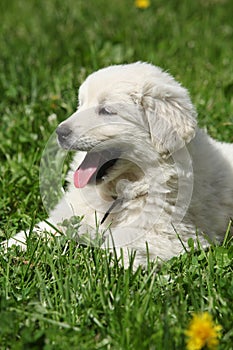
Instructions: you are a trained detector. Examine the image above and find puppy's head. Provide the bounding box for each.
[56,62,197,188]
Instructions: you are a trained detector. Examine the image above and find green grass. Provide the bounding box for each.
[0,0,233,348]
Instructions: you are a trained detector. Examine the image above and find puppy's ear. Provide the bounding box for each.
[141,83,197,155]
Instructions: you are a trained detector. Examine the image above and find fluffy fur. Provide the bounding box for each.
[6,62,233,266]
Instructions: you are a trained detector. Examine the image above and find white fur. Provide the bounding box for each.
[5,62,233,267]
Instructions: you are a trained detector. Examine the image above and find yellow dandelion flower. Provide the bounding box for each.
[135,0,150,9]
[185,312,222,350]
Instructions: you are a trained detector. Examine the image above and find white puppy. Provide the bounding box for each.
[6,62,233,266]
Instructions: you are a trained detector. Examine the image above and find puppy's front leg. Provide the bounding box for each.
[1,221,58,250]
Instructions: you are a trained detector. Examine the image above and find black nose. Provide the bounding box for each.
[56,124,72,139]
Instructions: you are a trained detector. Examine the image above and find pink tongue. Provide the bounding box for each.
[74,153,101,188]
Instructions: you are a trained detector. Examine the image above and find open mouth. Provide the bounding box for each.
[74,150,120,188]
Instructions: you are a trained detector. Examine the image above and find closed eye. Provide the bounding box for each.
[98,106,116,115]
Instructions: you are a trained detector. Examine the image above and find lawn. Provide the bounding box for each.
[0,0,233,349]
